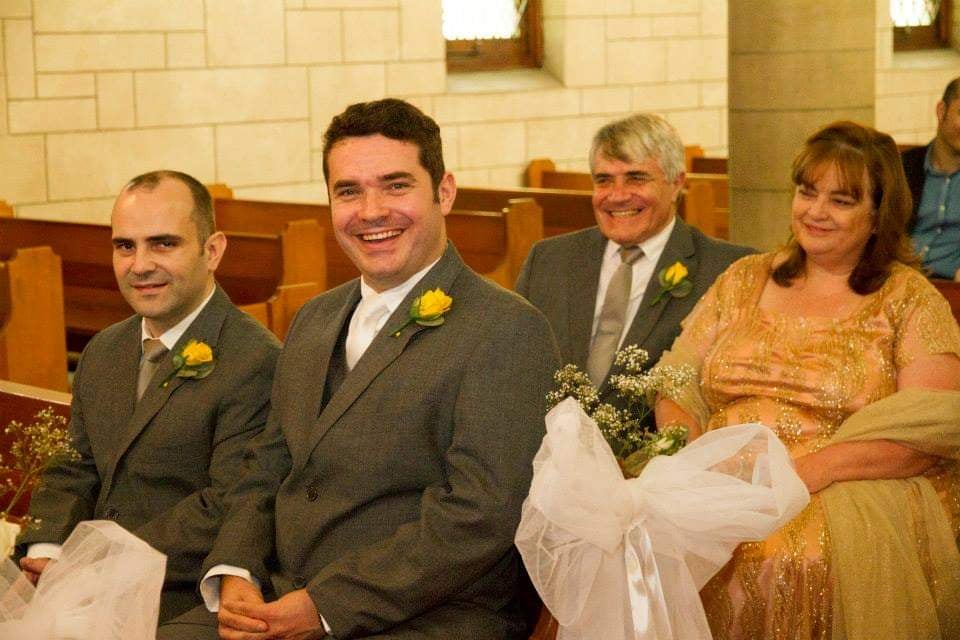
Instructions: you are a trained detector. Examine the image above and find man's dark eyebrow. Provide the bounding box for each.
[332,179,359,191]
[146,234,182,243]
[380,171,416,182]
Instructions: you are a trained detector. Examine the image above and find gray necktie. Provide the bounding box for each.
[137,338,168,400]
[587,245,644,385]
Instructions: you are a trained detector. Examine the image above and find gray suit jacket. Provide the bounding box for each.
[203,244,560,639]
[19,286,280,622]
[515,220,754,381]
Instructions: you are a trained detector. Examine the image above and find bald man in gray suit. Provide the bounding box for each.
[18,171,280,627]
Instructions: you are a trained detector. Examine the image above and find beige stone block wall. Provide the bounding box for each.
[5,0,729,220]
[206,0,286,67]
[47,128,215,200]
[37,73,95,98]
[96,72,135,129]
[9,98,97,133]
[874,2,960,144]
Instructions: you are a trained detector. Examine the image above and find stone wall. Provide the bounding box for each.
[0,0,954,224]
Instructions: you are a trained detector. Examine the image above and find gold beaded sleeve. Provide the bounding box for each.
[889,267,960,370]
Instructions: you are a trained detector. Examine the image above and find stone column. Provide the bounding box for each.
[727,0,876,250]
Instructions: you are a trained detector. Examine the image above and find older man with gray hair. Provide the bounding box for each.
[516,113,753,387]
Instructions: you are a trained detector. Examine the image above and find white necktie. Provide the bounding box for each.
[345,299,389,370]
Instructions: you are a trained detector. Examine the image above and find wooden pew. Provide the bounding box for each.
[213,196,543,289]
[933,279,960,324]
[0,247,69,391]
[0,380,72,517]
[459,171,729,240]
[455,186,595,239]
[0,218,323,348]
[690,156,727,174]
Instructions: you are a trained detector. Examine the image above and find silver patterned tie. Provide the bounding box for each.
[137,338,168,401]
[586,245,644,385]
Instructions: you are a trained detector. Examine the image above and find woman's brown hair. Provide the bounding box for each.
[772,121,918,294]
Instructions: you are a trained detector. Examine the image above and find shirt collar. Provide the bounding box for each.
[602,215,677,263]
[141,285,217,351]
[358,258,442,317]
[924,144,960,177]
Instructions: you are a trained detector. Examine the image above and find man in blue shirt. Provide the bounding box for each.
[903,76,960,281]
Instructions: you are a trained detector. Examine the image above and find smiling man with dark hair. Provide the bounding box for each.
[187,99,559,640]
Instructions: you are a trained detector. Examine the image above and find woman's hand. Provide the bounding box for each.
[793,452,834,494]
[792,441,939,494]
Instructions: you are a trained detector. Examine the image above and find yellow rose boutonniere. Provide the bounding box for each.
[392,288,453,337]
[160,339,215,388]
[650,261,693,306]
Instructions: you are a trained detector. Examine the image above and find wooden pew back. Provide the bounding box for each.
[455,186,594,238]
[0,217,301,348]
[933,280,960,324]
[0,247,69,391]
[214,197,543,288]
[0,380,71,516]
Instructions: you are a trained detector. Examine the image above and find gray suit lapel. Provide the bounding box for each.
[567,229,606,369]
[620,219,698,357]
[101,286,231,492]
[299,244,464,470]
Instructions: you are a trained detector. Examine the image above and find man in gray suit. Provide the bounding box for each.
[516,114,753,387]
[191,99,559,639]
[17,170,280,626]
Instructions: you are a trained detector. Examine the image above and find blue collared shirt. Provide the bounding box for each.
[911,146,960,279]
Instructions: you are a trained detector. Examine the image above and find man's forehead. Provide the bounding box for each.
[592,152,663,174]
[328,135,423,172]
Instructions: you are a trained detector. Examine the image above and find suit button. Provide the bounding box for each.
[306,486,319,502]
[293,575,306,589]
[104,507,119,520]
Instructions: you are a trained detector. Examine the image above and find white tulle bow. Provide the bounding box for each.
[0,520,166,639]
[516,398,810,640]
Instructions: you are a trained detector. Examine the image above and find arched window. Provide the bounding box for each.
[891,0,952,50]
[442,0,543,72]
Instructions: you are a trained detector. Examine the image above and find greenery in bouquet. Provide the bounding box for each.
[546,345,695,478]
[0,407,79,540]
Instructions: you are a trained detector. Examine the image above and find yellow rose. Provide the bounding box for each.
[664,261,688,286]
[182,340,214,366]
[417,289,453,319]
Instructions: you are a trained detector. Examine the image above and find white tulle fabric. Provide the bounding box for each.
[0,520,166,639]
[516,398,811,640]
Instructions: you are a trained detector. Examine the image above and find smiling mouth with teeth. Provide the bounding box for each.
[609,209,641,218]
[361,229,403,241]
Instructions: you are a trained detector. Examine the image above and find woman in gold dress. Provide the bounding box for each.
[656,121,960,640]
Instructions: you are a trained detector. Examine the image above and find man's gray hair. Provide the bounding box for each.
[589,113,685,182]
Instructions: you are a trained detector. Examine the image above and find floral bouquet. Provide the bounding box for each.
[517,348,810,640]
[546,345,694,477]
[0,410,167,639]
[0,407,78,557]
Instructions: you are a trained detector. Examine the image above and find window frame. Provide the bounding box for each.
[893,0,952,51]
[445,0,543,72]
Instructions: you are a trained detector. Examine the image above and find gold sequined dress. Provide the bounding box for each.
[664,253,960,640]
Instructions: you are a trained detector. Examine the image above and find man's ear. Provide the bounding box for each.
[437,171,457,216]
[204,231,227,272]
[670,171,686,204]
[937,100,946,124]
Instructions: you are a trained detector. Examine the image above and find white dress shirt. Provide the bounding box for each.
[26,287,218,561]
[590,217,676,350]
[201,259,441,635]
